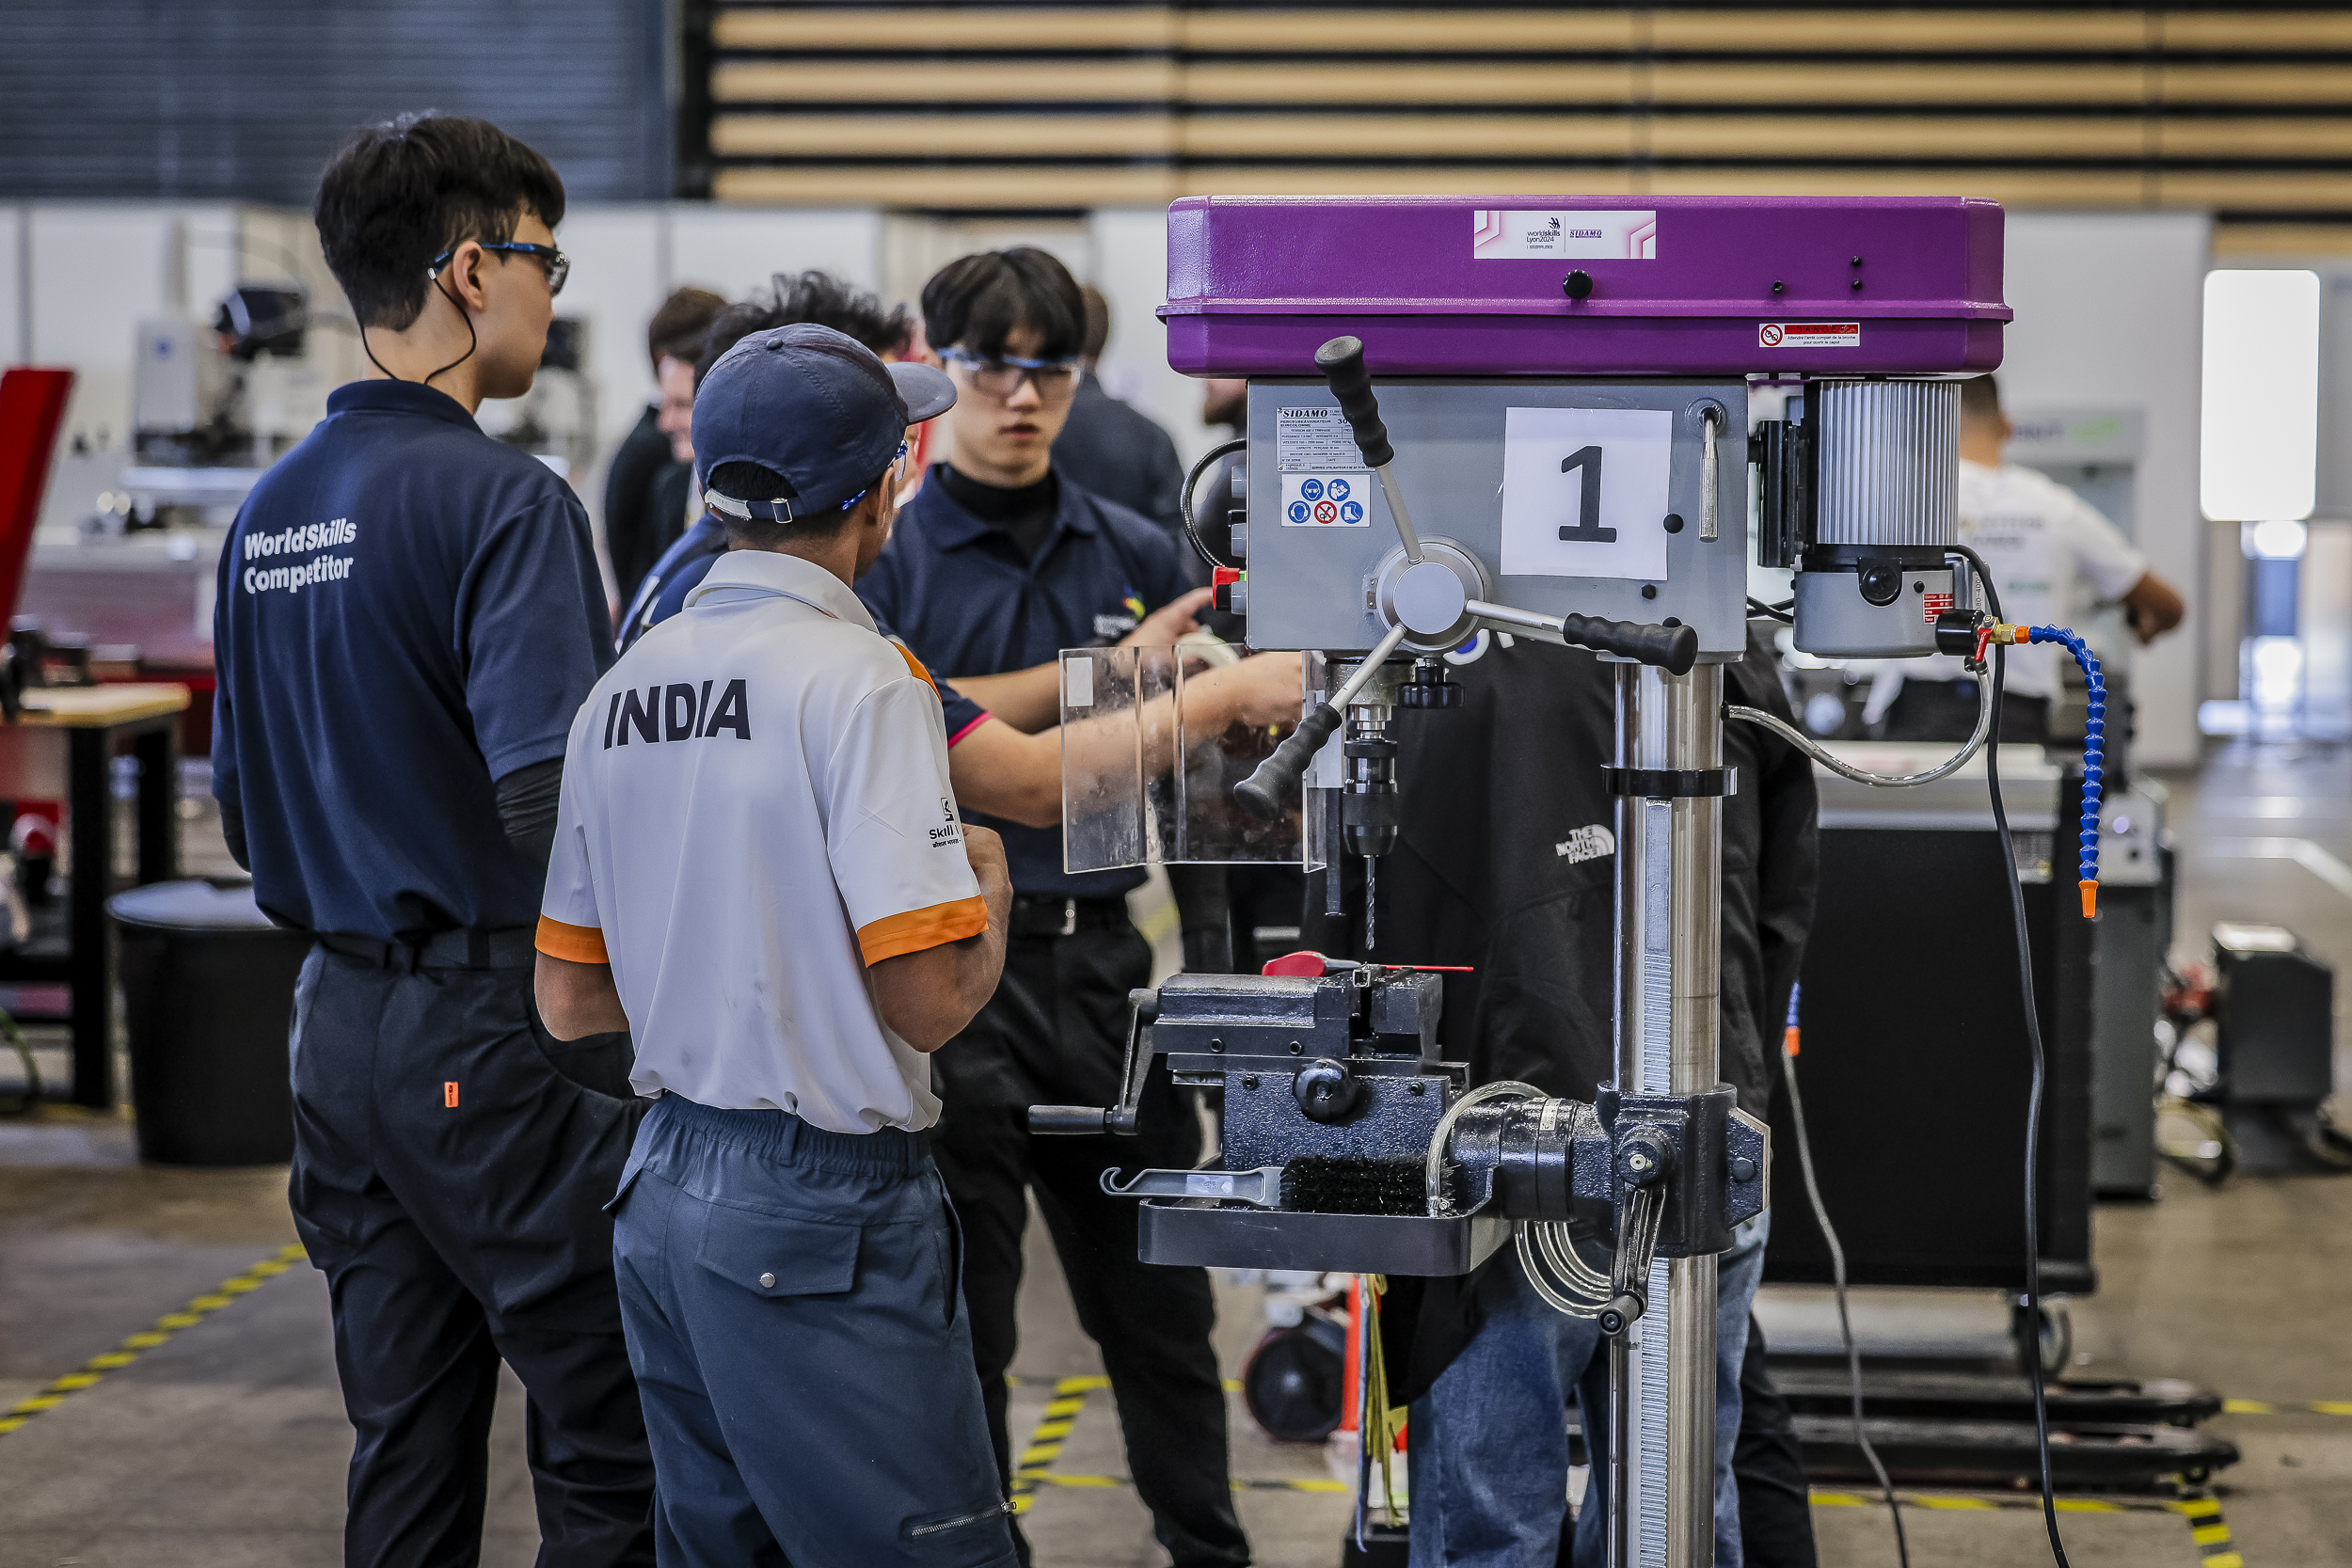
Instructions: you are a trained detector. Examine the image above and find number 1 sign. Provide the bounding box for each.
[1499,406,1674,581]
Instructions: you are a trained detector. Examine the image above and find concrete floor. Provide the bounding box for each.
[0,739,2347,1567]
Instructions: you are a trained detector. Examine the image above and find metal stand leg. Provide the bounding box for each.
[133,719,179,886]
[1609,661,1725,1568]
[67,727,113,1108]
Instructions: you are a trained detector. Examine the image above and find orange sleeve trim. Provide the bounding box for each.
[890,641,940,697]
[858,895,988,966]
[534,915,610,965]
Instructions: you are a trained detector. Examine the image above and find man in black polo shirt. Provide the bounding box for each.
[602,285,723,607]
[858,248,1250,1568]
[1051,283,1186,544]
[211,113,649,1566]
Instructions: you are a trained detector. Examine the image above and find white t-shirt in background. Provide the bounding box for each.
[536,551,985,1132]
[1916,458,2150,701]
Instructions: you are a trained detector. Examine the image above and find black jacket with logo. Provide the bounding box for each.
[1364,625,1819,1400]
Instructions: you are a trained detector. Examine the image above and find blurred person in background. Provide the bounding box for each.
[1052,282,1186,546]
[617,272,914,648]
[602,286,723,608]
[1880,373,2185,743]
[614,267,1301,857]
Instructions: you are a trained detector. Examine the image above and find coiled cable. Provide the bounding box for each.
[1422,1079,1612,1317]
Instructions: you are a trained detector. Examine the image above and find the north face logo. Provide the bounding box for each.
[1555,824,1614,863]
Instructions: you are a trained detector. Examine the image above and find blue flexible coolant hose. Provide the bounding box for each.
[2025,626,2104,914]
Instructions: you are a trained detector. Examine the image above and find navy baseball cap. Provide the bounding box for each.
[692,323,956,523]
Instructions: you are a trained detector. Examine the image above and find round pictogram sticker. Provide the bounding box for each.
[1339,500,1364,524]
[1288,499,1311,523]
[1299,478,1325,501]
[1327,477,1352,501]
[1312,499,1339,524]
[1759,324,1785,346]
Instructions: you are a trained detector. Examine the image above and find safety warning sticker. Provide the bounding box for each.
[1275,406,1366,471]
[1279,472,1370,528]
[1758,321,1862,349]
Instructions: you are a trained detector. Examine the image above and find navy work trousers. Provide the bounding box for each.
[930,919,1250,1568]
[612,1094,1017,1568]
[288,946,655,1568]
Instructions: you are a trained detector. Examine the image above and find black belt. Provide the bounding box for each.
[1009,895,1130,940]
[317,927,537,973]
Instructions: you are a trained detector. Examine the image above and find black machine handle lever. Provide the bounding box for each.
[1464,600,1700,677]
[1234,621,1412,820]
[1597,1125,1675,1337]
[1233,701,1343,821]
[1558,611,1701,676]
[1027,988,1159,1135]
[1028,1106,1110,1134]
[1313,336,1395,469]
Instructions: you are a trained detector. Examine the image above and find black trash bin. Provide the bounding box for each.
[108,880,310,1165]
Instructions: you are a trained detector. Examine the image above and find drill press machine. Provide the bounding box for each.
[1037,194,2010,1567]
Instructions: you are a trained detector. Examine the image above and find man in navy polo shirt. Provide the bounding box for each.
[858,247,1251,1568]
[211,114,650,1566]
[620,272,1299,840]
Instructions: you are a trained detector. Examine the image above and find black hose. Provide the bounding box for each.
[1779,1022,1908,1568]
[1179,437,1246,572]
[1953,541,2074,1568]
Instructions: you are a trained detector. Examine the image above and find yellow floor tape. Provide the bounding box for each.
[2222,1398,2352,1417]
[1009,1368,2259,1562]
[2,1296,2268,1563]
[0,1243,308,1438]
[1812,1484,2238,1566]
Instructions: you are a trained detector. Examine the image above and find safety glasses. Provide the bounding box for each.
[428,241,570,296]
[941,346,1081,403]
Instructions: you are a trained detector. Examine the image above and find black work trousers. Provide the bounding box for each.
[1734,1314,1818,1568]
[288,945,655,1568]
[930,917,1250,1568]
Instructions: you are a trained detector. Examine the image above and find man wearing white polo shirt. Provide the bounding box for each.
[532,323,1017,1566]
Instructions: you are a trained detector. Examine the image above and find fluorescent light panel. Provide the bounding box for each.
[2201,270,2321,523]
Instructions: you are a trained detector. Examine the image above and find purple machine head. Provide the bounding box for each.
[1169,195,2010,673]
[1163,195,2009,377]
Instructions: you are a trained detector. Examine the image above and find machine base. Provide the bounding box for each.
[1136,1198,1509,1276]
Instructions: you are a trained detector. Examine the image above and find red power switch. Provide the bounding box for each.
[1212,565,1245,614]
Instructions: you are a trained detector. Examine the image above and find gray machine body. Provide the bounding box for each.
[1791,562,1957,658]
[1244,378,1750,659]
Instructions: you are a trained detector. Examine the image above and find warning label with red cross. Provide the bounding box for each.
[1279,471,1371,527]
[1757,321,1862,349]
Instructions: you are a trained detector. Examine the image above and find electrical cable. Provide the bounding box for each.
[1965,555,2075,1568]
[1779,984,1909,1568]
[1746,596,1793,624]
[1178,437,1247,572]
[359,261,479,388]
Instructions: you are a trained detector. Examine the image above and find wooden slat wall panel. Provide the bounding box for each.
[692,3,2352,234]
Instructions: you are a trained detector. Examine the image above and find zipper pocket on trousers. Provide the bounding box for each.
[906,1500,1010,1538]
